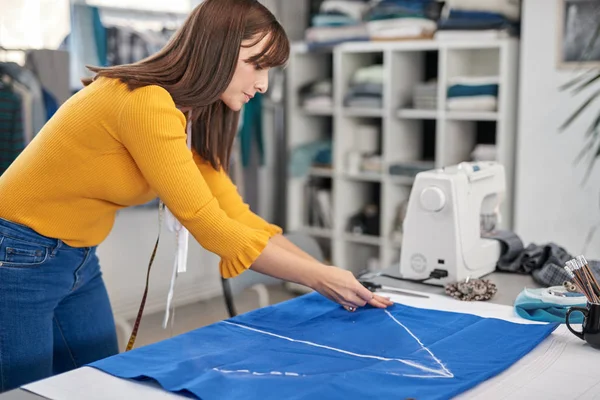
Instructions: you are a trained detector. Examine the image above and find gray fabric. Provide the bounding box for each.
[343,96,383,108]
[486,230,600,287]
[345,82,383,97]
[25,50,70,105]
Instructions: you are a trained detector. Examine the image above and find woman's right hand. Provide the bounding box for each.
[310,265,394,311]
[251,242,393,312]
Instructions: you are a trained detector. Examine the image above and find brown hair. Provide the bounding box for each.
[82,0,289,171]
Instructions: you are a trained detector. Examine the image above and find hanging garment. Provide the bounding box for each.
[10,80,33,143]
[90,292,558,400]
[42,89,59,120]
[239,93,264,168]
[69,3,101,90]
[0,83,25,174]
[25,49,70,105]
[0,61,45,137]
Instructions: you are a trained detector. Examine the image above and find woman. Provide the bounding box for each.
[0,0,392,392]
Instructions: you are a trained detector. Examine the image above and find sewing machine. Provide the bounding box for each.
[399,161,504,286]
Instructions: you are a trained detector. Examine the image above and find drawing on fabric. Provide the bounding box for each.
[213,368,303,377]
[219,309,454,379]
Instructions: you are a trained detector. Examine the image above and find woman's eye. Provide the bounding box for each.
[254,63,264,70]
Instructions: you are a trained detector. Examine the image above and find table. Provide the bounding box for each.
[5,271,598,400]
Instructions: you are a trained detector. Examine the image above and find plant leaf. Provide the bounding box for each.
[558,70,596,92]
[585,113,600,138]
[572,72,600,95]
[560,88,600,131]
[574,135,598,165]
[582,142,600,185]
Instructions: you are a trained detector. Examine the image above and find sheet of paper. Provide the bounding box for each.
[382,291,600,400]
[23,367,186,400]
[22,291,600,400]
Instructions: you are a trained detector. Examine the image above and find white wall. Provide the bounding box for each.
[516,0,600,258]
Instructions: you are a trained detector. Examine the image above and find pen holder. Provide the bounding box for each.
[566,302,600,349]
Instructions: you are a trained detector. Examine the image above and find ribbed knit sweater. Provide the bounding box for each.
[0,76,281,278]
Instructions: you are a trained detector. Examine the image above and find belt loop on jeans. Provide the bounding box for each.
[51,239,63,257]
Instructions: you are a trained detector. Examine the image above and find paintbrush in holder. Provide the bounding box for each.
[565,255,600,349]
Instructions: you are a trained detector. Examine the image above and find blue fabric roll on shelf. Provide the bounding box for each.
[90,292,558,400]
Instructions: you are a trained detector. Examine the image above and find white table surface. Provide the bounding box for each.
[6,271,600,400]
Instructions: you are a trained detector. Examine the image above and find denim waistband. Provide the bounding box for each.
[0,217,61,248]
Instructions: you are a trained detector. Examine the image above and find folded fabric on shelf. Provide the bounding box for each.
[312,13,358,27]
[389,161,435,177]
[448,83,498,98]
[352,64,384,84]
[305,24,370,49]
[365,0,442,21]
[344,65,384,108]
[367,17,437,40]
[471,144,497,161]
[435,29,510,40]
[320,0,371,21]
[300,79,333,110]
[446,76,499,111]
[447,95,497,111]
[437,9,520,36]
[412,80,438,109]
[445,0,521,21]
[345,96,383,108]
[289,140,333,178]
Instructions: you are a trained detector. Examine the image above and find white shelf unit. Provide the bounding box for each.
[286,39,519,275]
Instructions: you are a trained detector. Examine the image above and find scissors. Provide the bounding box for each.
[360,281,430,299]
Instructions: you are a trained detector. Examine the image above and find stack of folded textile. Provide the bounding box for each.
[446,76,499,112]
[364,0,441,41]
[305,0,370,48]
[344,64,384,109]
[299,79,334,110]
[412,80,438,109]
[435,0,520,40]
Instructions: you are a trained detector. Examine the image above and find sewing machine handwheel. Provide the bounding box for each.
[420,186,445,212]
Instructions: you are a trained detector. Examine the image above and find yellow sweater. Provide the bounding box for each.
[0,77,281,278]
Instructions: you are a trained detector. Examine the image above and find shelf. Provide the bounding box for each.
[287,38,519,273]
[344,233,382,246]
[301,226,333,239]
[446,111,498,121]
[342,108,384,117]
[397,109,438,120]
[388,175,416,185]
[309,167,334,177]
[302,106,334,116]
[342,172,383,182]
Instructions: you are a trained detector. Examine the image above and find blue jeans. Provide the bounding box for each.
[0,218,119,392]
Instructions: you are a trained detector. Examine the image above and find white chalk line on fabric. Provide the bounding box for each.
[219,310,454,379]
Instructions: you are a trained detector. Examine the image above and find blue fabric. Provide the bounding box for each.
[448,9,511,23]
[289,140,332,177]
[42,88,59,120]
[91,6,107,67]
[514,288,587,323]
[0,218,118,393]
[239,93,264,168]
[90,292,557,400]
[447,84,499,98]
